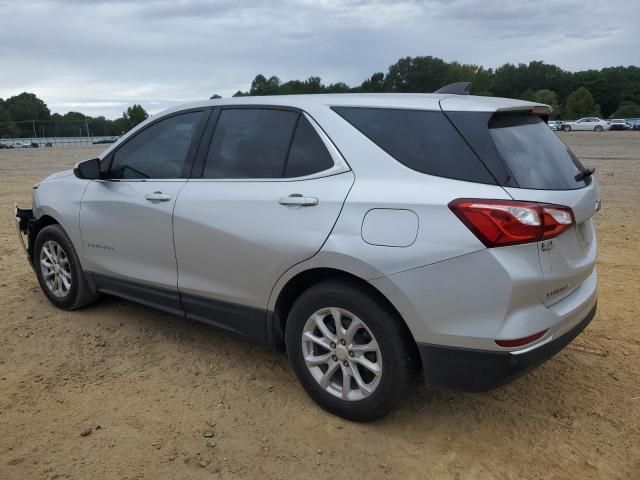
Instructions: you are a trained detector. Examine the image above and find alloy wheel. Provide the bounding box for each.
[40,240,72,298]
[301,307,382,401]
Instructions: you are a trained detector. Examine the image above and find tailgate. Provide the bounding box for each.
[505,181,599,306]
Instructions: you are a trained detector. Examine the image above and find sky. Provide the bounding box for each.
[1,0,638,119]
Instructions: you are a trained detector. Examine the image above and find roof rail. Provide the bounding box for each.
[434,82,471,95]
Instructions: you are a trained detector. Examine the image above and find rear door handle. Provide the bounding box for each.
[278,194,318,207]
[144,191,172,202]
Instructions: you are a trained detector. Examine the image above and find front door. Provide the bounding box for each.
[80,109,208,314]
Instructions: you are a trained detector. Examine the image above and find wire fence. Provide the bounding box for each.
[0,136,118,147]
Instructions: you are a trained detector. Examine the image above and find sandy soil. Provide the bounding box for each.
[1,133,639,479]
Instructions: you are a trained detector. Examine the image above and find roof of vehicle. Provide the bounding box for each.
[158,93,549,116]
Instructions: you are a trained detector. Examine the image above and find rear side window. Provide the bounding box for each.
[284,116,333,177]
[204,109,298,178]
[489,114,586,190]
[203,109,334,179]
[332,107,495,184]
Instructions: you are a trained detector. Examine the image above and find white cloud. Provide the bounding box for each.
[0,0,638,118]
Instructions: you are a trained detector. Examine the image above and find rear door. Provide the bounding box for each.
[173,107,353,340]
[486,113,599,306]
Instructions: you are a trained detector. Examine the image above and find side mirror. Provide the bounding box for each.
[74,158,102,180]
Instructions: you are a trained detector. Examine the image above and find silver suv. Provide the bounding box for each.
[15,93,599,421]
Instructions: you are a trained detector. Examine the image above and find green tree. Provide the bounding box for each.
[87,116,115,136]
[112,115,130,135]
[358,72,386,92]
[4,92,51,137]
[125,104,148,129]
[525,89,561,118]
[563,87,601,119]
[4,92,50,122]
[611,101,640,118]
[250,75,282,95]
[0,99,19,138]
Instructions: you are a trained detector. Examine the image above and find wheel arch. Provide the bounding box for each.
[269,267,420,367]
[28,214,60,264]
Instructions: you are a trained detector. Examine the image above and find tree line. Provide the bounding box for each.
[0,93,149,138]
[2,56,639,138]
[219,57,640,120]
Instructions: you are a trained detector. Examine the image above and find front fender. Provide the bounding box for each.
[33,173,89,265]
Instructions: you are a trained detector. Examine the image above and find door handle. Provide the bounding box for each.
[144,191,172,202]
[278,194,318,207]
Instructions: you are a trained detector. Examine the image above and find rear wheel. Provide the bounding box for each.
[285,280,414,421]
[594,125,603,132]
[562,125,571,132]
[34,224,99,310]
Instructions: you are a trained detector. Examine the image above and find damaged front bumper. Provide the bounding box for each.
[15,204,35,266]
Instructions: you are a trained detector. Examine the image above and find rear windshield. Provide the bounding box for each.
[332,107,496,184]
[489,114,587,190]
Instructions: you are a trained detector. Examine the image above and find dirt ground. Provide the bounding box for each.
[1,132,639,480]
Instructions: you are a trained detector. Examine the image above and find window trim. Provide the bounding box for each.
[191,105,349,182]
[99,107,212,181]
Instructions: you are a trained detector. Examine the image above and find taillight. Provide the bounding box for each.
[449,199,574,248]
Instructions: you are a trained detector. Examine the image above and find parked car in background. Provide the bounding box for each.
[548,120,561,131]
[15,93,600,421]
[628,119,640,130]
[561,117,610,132]
[10,141,30,148]
[92,136,118,145]
[609,119,629,130]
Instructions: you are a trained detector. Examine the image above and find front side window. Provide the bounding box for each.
[109,111,204,179]
[203,109,334,179]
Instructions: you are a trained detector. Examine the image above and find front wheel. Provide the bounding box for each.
[34,224,99,310]
[563,125,571,132]
[285,281,415,421]
[594,125,603,132]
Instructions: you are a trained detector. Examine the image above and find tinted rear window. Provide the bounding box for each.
[332,107,496,184]
[489,114,586,190]
[284,116,334,177]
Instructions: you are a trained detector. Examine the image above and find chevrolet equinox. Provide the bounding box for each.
[15,92,599,421]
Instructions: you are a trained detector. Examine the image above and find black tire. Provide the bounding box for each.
[285,280,415,422]
[563,125,571,132]
[34,224,99,310]
[594,125,603,132]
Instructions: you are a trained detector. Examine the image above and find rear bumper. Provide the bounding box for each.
[417,302,597,392]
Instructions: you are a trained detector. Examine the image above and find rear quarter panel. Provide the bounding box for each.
[269,105,511,309]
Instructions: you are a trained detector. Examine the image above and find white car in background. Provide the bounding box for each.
[548,120,561,131]
[561,118,610,132]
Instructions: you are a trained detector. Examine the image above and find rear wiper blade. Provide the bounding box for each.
[575,166,595,182]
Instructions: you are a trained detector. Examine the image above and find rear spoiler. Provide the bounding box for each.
[434,82,471,95]
[435,82,551,117]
